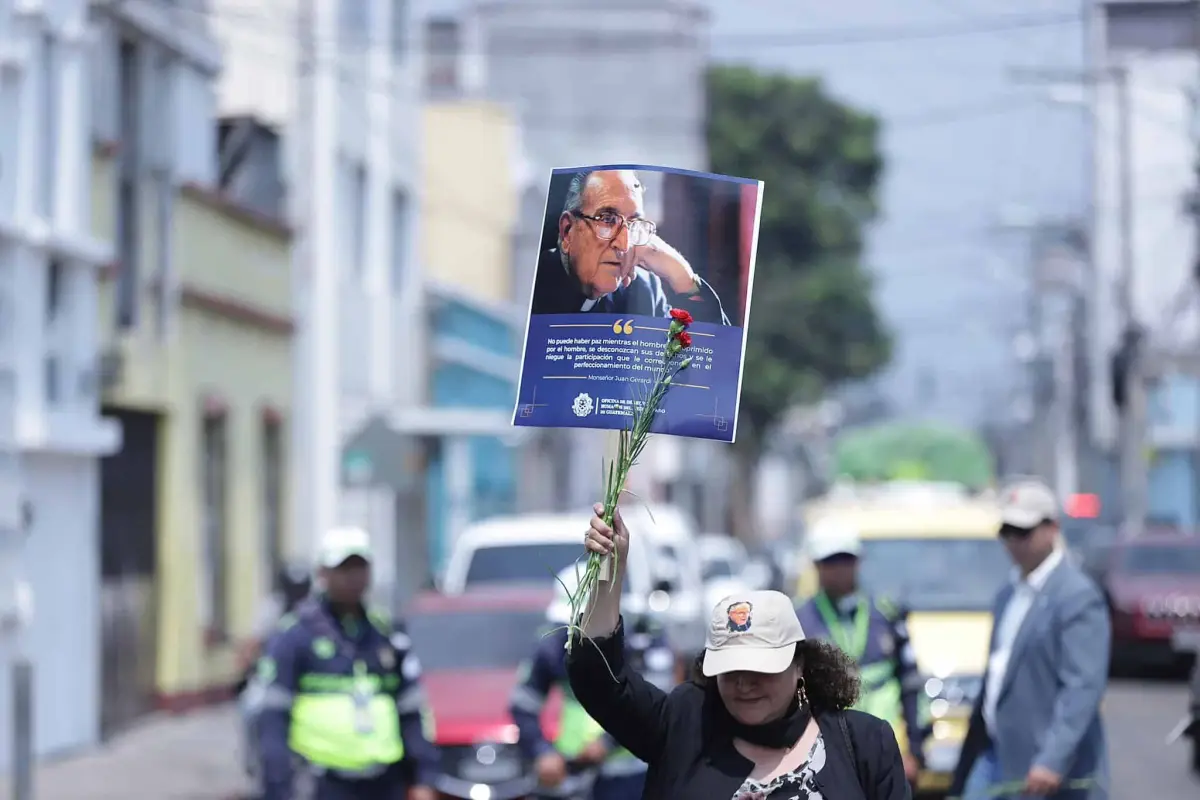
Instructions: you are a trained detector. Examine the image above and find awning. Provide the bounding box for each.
[342,409,532,489]
[341,415,422,490]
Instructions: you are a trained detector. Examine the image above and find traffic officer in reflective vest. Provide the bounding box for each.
[508,566,674,800]
[796,519,926,786]
[257,526,440,800]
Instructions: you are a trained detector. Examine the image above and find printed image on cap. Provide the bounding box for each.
[726,601,753,632]
[702,590,806,677]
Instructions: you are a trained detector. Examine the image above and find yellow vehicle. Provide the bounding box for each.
[797,482,1009,797]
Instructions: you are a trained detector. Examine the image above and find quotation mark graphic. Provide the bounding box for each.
[611,319,635,334]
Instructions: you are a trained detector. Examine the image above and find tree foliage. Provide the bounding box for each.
[707,65,893,451]
[834,423,995,489]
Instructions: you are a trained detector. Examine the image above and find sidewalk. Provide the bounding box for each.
[8,705,254,800]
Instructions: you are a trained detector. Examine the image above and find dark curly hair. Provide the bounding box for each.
[690,639,861,714]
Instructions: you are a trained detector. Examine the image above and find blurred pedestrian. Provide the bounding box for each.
[237,563,314,694]
[567,503,911,799]
[509,565,671,799]
[796,518,926,787]
[237,563,315,783]
[256,526,440,800]
[948,480,1110,800]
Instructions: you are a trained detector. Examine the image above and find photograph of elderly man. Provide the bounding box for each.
[530,168,731,325]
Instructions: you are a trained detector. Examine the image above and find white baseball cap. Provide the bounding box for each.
[999,479,1060,529]
[701,590,806,677]
[317,526,373,568]
[806,518,862,562]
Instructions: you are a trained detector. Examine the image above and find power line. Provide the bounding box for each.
[170,4,1082,52]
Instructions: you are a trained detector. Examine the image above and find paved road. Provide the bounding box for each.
[4,680,1197,799]
[1106,678,1197,800]
[3,705,252,800]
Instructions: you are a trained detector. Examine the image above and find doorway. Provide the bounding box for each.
[98,407,160,738]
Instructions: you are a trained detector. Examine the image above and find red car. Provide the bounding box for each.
[403,586,564,800]
[1089,533,1200,672]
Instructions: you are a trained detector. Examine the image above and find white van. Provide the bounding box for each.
[440,512,656,604]
[619,504,708,655]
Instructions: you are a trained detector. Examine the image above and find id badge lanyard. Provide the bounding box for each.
[351,660,375,735]
[814,593,870,661]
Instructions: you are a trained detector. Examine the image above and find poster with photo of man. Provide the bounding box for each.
[512,164,763,443]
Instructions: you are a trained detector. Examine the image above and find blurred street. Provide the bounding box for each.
[3,0,1200,797]
[0,680,1189,800]
[3,707,251,800]
[1106,679,1198,800]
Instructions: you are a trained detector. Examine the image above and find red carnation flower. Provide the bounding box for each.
[677,331,693,349]
[669,308,694,325]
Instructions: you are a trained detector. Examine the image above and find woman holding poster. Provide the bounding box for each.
[563,506,911,800]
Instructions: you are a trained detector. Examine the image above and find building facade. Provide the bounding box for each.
[413,99,529,569]
[212,0,424,595]
[89,1,294,721]
[0,0,121,764]
[415,0,716,522]
[92,142,295,711]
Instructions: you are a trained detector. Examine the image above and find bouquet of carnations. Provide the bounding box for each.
[562,309,695,650]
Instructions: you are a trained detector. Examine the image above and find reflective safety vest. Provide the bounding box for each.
[555,683,645,777]
[289,658,405,775]
[810,594,909,754]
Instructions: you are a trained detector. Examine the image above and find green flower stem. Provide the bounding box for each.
[565,323,693,652]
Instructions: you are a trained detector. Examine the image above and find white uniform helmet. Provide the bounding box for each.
[806,518,863,563]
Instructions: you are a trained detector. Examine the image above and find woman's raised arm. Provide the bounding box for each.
[566,506,675,764]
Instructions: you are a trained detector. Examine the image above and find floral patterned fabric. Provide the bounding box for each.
[731,732,827,800]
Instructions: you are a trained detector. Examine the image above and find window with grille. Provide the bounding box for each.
[425,18,460,93]
[262,417,283,581]
[46,258,65,323]
[390,0,407,60]
[39,32,58,222]
[351,162,367,275]
[116,38,141,329]
[201,412,229,639]
[391,189,408,294]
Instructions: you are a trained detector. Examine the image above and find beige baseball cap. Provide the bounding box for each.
[702,590,806,677]
[999,479,1060,529]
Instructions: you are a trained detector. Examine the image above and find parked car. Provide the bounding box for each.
[1168,651,1200,775]
[1061,518,1118,567]
[403,586,554,800]
[621,504,708,658]
[698,533,746,582]
[699,533,768,615]
[1090,533,1200,673]
[1190,658,1200,773]
[440,512,656,604]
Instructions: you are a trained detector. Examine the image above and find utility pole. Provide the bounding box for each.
[1007,64,1146,530]
[1037,228,1087,500]
[293,0,340,560]
[1023,223,1087,496]
[0,254,32,799]
[1027,231,1053,482]
[1111,65,1150,535]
